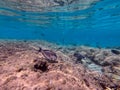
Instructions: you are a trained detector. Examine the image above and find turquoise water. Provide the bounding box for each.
[0,0,120,47]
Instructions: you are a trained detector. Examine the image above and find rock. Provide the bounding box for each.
[104,56,120,66]
[33,59,49,72]
[102,56,120,85]
[0,41,120,90]
[74,52,85,60]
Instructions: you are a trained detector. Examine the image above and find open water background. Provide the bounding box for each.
[0,0,120,47]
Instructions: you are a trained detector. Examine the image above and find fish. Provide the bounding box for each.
[111,49,120,55]
[38,47,57,63]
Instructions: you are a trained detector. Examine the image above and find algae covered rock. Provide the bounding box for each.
[0,41,120,90]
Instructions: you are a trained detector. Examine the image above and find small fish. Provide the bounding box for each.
[111,49,120,55]
[38,47,57,63]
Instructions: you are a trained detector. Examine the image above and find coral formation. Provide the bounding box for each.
[0,40,120,90]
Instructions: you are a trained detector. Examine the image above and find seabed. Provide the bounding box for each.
[0,40,120,90]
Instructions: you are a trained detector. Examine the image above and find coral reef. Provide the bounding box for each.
[0,40,120,90]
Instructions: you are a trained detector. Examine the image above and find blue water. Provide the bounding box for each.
[0,0,120,47]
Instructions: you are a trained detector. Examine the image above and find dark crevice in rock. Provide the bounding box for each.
[99,82,106,89]
[74,52,85,60]
[89,58,102,66]
[84,79,90,87]
[34,60,48,72]
[73,52,85,63]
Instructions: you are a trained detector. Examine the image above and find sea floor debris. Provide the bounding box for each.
[0,40,120,90]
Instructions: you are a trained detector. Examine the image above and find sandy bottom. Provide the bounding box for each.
[0,40,120,90]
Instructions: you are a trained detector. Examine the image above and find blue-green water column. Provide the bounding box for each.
[0,0,120,47]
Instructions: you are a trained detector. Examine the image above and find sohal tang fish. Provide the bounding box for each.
[38,47,57,63]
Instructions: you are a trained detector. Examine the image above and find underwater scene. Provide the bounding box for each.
[0,0,120,47]
[0,0,120,90]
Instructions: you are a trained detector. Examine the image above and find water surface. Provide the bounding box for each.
[0,0,120,47]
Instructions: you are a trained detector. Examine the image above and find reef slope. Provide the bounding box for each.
[0,40,120,90]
